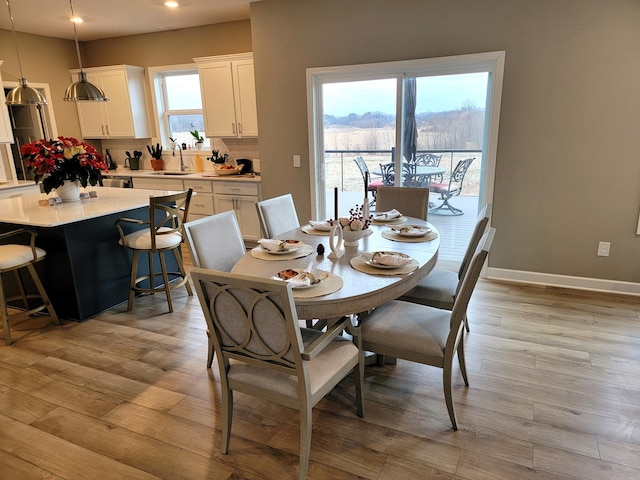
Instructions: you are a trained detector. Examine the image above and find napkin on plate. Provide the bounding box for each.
[362,251,412,266]
[373,209,402,220]
[392,226,431,235]
[308,220,332,230]
[258,238,298,252]
[288,273,312,288]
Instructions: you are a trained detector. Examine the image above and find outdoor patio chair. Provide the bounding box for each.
[413,153,443,184]
[361,227,494,430]
[400,204,491,331]
[429,157,475,215]
[191,268,364,480]
[354,157,383,206]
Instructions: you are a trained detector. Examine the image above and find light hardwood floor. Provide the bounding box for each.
[1,275,640,479]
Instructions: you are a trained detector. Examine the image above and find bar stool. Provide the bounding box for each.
[115,189,193,312]
[0,228,60,345]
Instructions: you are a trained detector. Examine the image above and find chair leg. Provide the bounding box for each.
[429,194,464,216]
[457,338,469,387]
[206,330,214,368]
[298,404,312,480]
[26,263,59,325]
[171,247,192,296]
[127,250,140,311]
[158,251,173,313]
[443,362,458,431]
[0,279,11,346]
[220,384,233,454]
[463,313,470,332]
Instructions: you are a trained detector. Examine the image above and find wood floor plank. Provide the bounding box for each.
[0,278,639,479]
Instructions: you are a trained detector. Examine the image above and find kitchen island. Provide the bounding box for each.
[0,187,182,321]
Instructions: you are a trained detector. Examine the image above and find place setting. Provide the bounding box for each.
[370,208,407,225]
[251,238,315,260]
[382,224,439,242]
[272,262,343,298]
[301,219,334,236]
[350,250,419,275]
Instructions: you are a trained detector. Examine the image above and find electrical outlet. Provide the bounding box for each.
[597,241,610,257]
[293,155,301,168]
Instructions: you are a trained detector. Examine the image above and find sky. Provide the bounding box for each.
[323,72,489,116]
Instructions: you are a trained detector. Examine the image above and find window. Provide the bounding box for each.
[150,66,209,150]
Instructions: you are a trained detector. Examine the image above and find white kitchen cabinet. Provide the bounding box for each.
[213,181,261,241]
[194,54,258,138]
[0,62,13,143]
[183,179,214,221]
[70,65,150,139]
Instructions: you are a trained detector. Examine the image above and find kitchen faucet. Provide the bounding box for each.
[178,144,186,171]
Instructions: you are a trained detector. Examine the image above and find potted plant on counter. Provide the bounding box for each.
[21,136,107,201]
[190,124,205,150]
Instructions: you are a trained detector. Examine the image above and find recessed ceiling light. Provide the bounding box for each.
[70,16,83,23]
[164,1,179,7]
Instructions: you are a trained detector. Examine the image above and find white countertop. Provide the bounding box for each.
[0,180,39,191]
[0,187,177,228]
[104,169,261,182]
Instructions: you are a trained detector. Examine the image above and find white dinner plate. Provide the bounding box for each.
[390,225,431,237]
[260,240,304,254]
[308,221,333,231]
[272,269,329,289]
[361,251,412,269]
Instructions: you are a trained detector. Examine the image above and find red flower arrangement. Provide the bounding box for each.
[21,136,107,194]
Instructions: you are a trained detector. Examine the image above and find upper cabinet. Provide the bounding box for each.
[70,65,150,139]
[0,62,14,143]
[194,53,258,138]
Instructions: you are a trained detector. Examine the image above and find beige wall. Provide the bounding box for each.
[250,0,640,283]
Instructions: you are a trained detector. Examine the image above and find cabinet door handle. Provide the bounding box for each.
[232,123,236,134]
[238,122,242,134]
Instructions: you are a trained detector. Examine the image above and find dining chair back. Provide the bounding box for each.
[115,189,193,313]
[429,157,475,215]
[375,186,430,220]
[400,204,491,331]
[255,193,300,238]
[413,153,443,184]
[191,268,364,480]
[0,228,60,345]
[183,210,246,367]
[354,157,383,207]
[361,227,495,430]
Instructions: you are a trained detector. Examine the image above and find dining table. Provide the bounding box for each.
[231,216,440,320]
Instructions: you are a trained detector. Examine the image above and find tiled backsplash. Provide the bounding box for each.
[101,137,259,172]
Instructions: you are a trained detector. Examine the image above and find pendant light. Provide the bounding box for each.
[4,0,48,105]
[63,0,109,102]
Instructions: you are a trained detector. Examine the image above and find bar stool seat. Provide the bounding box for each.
[0,228,59,345]
[115,190,193,312]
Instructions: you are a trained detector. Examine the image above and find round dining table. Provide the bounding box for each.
[231,217,439,319]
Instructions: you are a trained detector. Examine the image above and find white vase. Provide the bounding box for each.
[56,181,81,202]
[342,228,370,247]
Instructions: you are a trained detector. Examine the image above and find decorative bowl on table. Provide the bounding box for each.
[214,165,243,176]
[342,227,370,246]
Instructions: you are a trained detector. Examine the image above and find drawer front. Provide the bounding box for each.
[133,177,184,190]
[214,181,258,196]
[184,179,213,193]
[189,193,214,215]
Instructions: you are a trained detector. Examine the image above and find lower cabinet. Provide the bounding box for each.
[131,176,261,241]
[213,181,261,242]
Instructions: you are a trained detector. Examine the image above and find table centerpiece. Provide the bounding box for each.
[21,136,107,201]
[337,204,372,246]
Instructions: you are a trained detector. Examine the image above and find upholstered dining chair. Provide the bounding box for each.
[115,189,193,313]
[360,227,495,431]
[191,268,364,480]
[255,193,300,238]
[375,186,430,220]
[429,157,475,215]
[184,210,246,367]
[0,228,59,345]
[400,204,491,331]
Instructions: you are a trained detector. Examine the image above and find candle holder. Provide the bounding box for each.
[328,223,344,259]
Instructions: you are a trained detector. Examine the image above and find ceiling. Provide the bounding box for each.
[0,0,254,41]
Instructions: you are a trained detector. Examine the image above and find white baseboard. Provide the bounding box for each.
[486,267,640,297]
